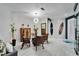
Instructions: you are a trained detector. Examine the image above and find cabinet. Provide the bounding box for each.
[20,28,31,42]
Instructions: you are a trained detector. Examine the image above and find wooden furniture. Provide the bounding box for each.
[20,28,31,42]
[32,36,45,51]
[21,38,30,49]
[20,28,31,49]
[41,23,46,35]
[42,33,48,43]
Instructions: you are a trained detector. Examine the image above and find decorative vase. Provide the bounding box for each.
[10,23,16,47]
[12,39,16,46]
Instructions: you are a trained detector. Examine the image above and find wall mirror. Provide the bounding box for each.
[59,22,64,35]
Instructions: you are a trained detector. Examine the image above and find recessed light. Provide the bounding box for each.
[33,18,39,23]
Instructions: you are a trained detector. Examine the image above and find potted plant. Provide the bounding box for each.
[34,25,38,37]
[10,23,16,46]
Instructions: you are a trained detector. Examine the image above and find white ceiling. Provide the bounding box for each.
[1,3,75,18]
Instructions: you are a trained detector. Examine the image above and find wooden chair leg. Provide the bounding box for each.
[36,46,37,51]
[47,40,48,43]
[21,42,24,49]
[42,44,44,49]
[29,43,30,47]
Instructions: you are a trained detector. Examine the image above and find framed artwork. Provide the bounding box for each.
[50,22,53,35]
[59,22,64,35]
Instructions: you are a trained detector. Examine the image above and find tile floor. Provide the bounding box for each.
[15,37,76,56]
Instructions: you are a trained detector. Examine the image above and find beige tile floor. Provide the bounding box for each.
[15,37,76,56]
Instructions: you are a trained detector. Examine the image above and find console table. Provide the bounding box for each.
[20,28,31,49]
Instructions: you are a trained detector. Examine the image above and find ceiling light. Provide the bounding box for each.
[32,10,41,17]
[33,11,39,16]
[33,18,39,23]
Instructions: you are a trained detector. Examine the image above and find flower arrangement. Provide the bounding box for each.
[33,25,38,37]
[10,23,16,39]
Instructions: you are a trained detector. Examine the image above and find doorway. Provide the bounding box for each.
[68,18,75,40]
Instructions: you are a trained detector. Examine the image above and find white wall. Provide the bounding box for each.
[0,4,12,42]
[0,4,47,43]
[0,4,66,43]
[47,16,65,39]
[54,19,65,39]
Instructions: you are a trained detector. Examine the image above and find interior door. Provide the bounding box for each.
[68,18,75,40]
[41,23,46,35]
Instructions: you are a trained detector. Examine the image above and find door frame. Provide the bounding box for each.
[65,12,79,39]
[65,15,75,39]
